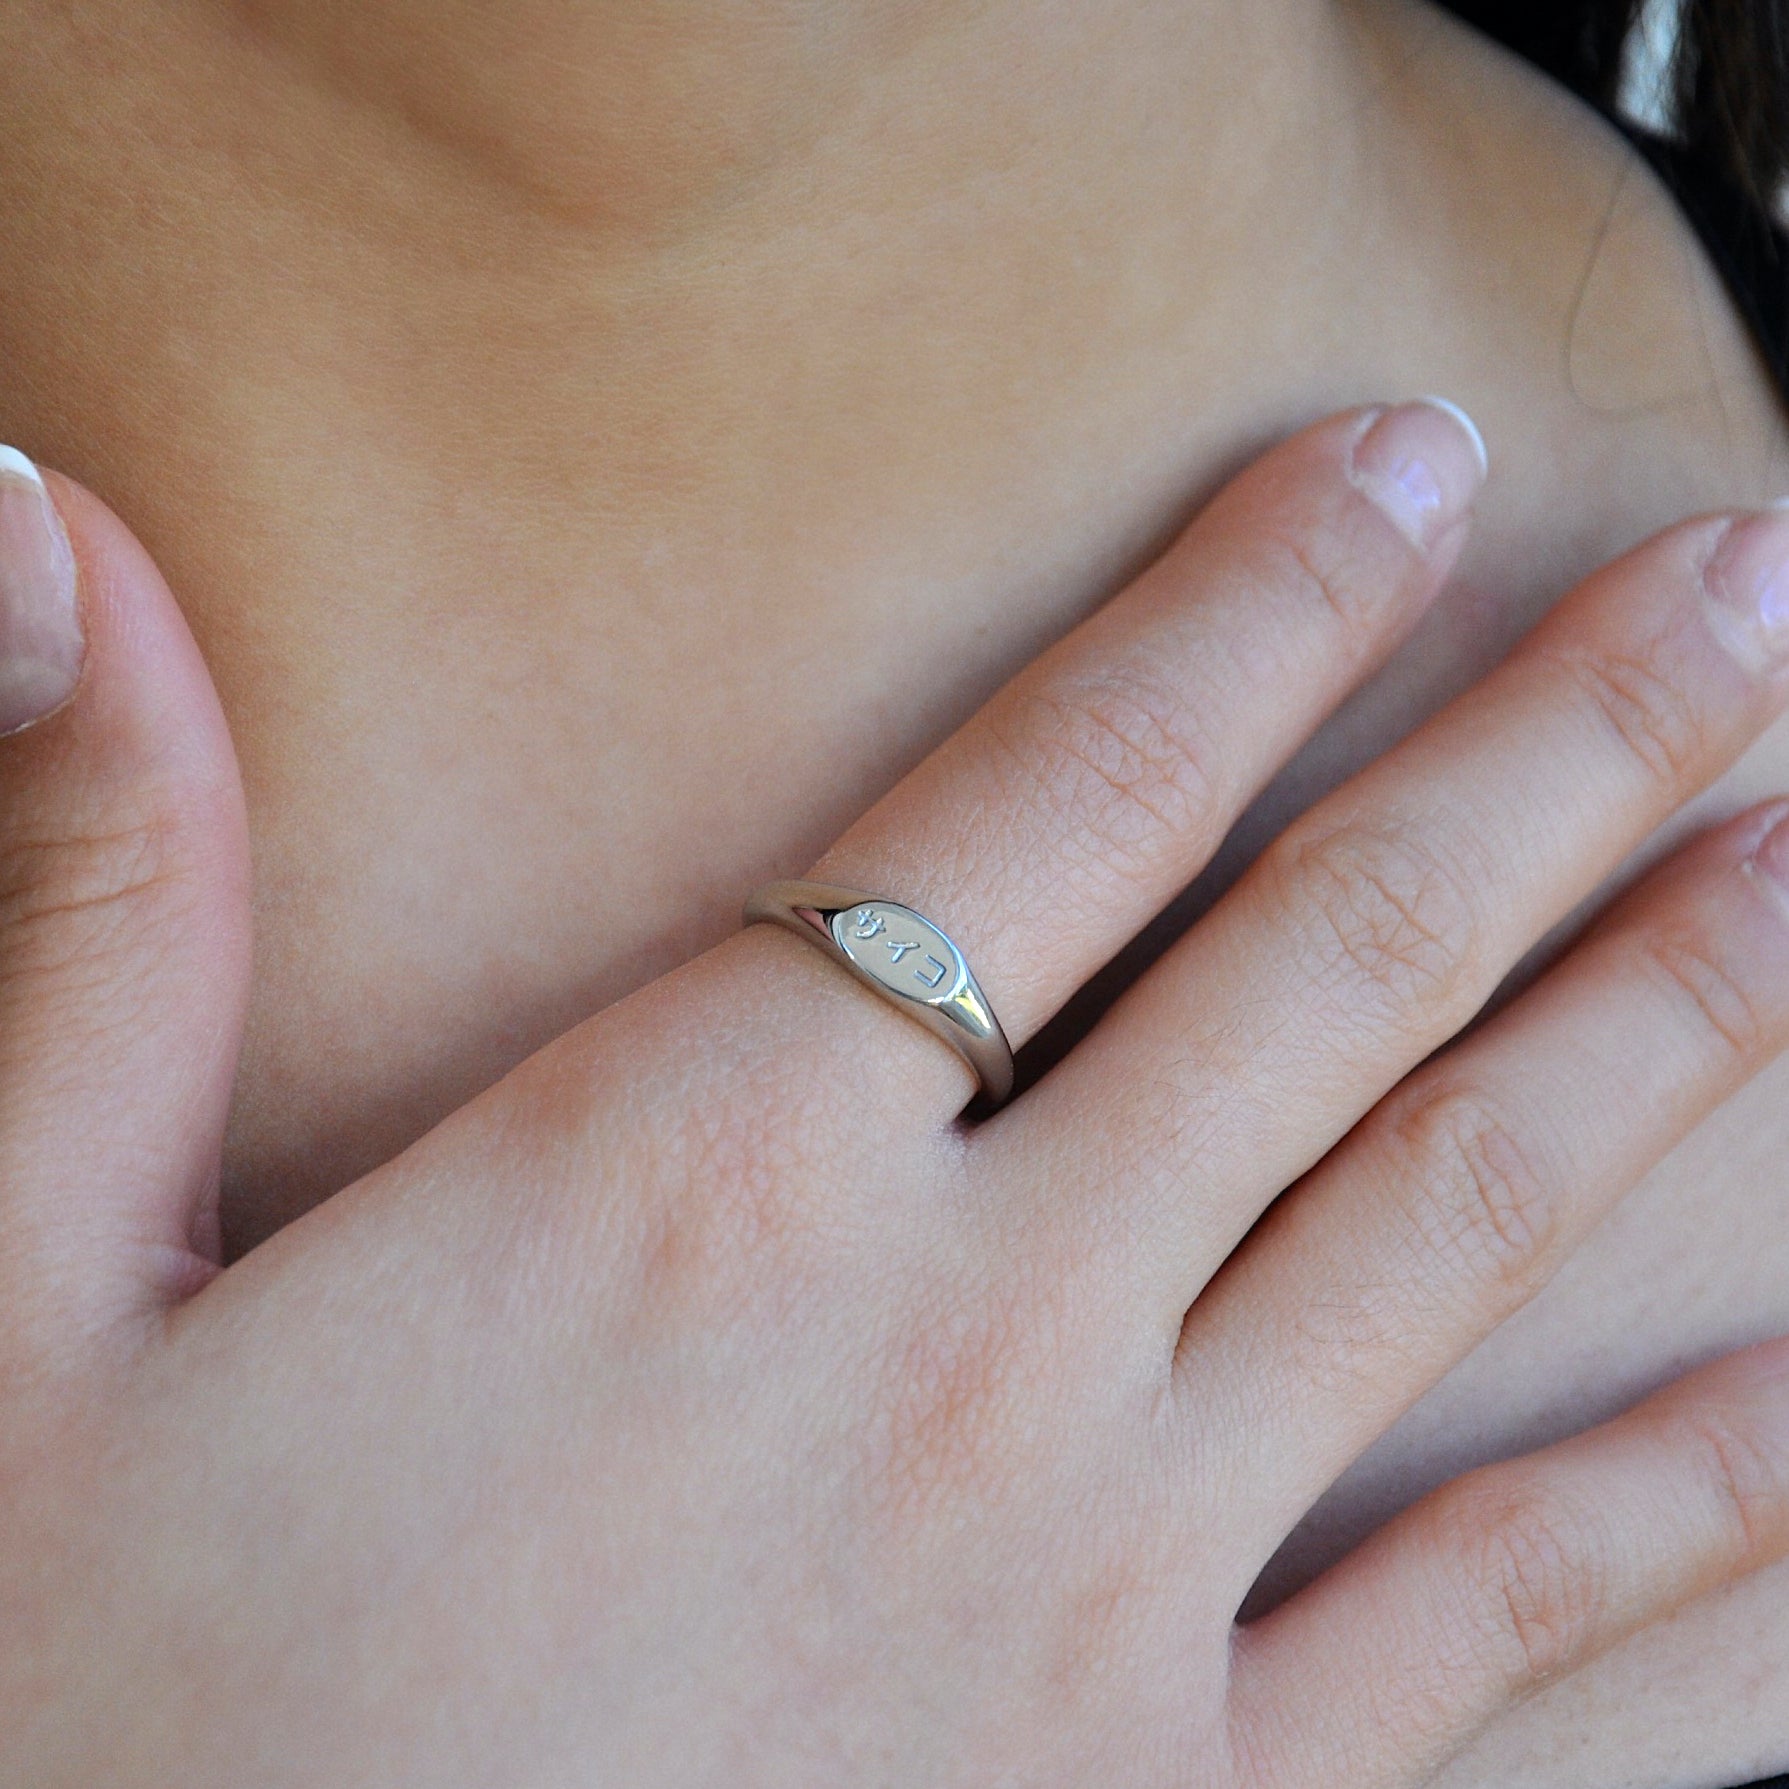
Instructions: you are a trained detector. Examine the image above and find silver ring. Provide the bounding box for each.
[743,881,1015,1106]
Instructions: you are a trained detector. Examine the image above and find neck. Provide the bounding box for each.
[225,0,1329,227]
[32,0,1785,585]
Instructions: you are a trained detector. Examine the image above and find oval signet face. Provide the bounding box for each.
[831,903,966,1004]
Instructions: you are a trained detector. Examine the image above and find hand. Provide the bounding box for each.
[4,403,1789,1787]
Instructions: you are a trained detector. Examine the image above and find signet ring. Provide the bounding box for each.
[743,882,1015,1107]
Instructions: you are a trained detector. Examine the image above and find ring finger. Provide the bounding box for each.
[745,400,1486,1109]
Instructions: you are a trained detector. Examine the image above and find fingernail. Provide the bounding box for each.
[0,447,83,736]
[1705,509,1789,669]
[1348,398,1489,550]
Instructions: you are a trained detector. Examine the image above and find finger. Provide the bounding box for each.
[1181,801,1789,1560]
[0,450,251,1336]
[1228,1340,1789,1789]
[757,400,1485,1108]
[1005,503,1789,1300]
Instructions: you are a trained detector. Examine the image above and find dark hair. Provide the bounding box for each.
[1441,0,1788,211]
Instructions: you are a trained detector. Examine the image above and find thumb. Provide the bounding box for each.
[0,447,250,1342]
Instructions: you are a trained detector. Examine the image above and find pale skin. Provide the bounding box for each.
[9,393,1789,1783]
[2,0,1789,1779]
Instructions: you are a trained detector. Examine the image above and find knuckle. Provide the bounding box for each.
[1634,926,1765,1064]
[507,1031,849,1319]
[877,1280,1027,1516]
[1386,1085,1558,1302]
[1276,822,1482,1017]
[874,1256,1093,1526]
[664,1073,839,1272]
[1454,1478,1609,1688]
[1252,517,1389,645]
[1546,640,1711,791]
[1666,1407,1789,1568]
[0,802,182,980]
[1023,665,1224,873]
[611,1096,859,1335]
[865,1273,1044,1524]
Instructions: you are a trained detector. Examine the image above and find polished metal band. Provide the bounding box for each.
[744,881,1015,1106]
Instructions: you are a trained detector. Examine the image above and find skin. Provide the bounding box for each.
[6,404,1789,1786]
[0,0,1787,1775]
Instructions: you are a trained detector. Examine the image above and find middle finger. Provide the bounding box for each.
[993,504,1789,1312]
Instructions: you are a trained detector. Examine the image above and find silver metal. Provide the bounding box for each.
[744,881,1015,1106]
